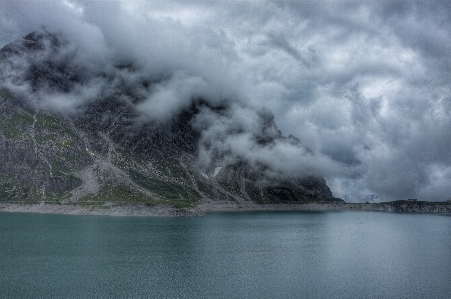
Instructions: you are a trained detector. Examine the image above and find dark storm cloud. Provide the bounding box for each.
[1,0,451,201]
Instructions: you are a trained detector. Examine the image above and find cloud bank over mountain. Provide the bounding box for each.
[1,0,451,202]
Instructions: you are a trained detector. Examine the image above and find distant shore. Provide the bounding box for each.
[196,200,451,214]
[1,200,450,216]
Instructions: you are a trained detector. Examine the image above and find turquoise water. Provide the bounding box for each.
[1,211,450,298]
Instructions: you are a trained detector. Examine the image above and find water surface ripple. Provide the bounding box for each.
[1,211,450,298]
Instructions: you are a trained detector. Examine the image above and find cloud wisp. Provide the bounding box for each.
[2,0,451,202]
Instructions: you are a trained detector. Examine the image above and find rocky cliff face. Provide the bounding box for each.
[0,30,334,207]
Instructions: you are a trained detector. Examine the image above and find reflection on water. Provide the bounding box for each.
[1,211,450,298]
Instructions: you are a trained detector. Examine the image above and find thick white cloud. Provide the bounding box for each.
[2,0,451,201]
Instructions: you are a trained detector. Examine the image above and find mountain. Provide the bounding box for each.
[0,30,335,208]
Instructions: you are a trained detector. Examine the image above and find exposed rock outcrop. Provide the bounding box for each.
[0,30,333,207]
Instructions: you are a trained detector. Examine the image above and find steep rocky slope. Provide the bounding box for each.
[0,30,335,207]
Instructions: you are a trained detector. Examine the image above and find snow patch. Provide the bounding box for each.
[86,148,95,156]
[212,167,222,177]
[201,172,209,179]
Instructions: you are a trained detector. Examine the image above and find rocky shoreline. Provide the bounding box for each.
[1,200,450,217]
[0,202,201,217]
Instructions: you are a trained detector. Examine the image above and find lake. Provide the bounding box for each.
[1,211,450,298]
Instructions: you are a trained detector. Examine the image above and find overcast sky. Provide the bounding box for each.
[2,0,451,202]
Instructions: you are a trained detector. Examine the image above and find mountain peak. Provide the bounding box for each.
[0,31,333,207]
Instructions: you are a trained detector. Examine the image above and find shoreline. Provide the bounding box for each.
[1,201,451,216]
[0,202,199,217]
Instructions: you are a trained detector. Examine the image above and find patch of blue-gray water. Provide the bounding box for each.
[1,211,450,298]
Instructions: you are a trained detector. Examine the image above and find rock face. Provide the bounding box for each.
[0,30,334,206]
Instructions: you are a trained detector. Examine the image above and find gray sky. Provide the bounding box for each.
[2,0,451,202]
